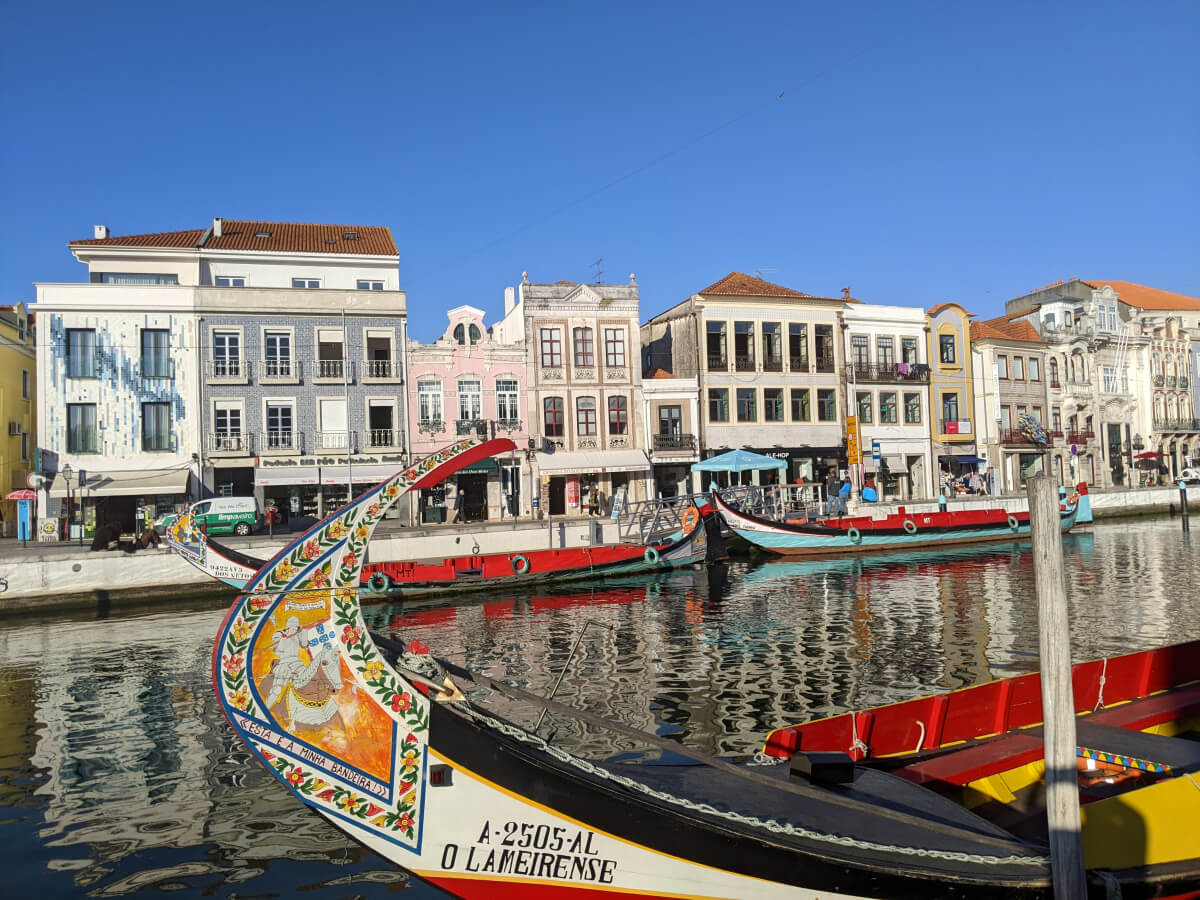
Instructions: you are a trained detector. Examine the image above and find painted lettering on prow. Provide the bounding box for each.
[441,820,615,884]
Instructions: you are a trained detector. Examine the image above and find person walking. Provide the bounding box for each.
[824,469,840,517]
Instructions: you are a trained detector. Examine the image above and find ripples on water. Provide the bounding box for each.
[1,517,1197,897]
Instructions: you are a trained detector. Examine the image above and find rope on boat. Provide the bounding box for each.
[1094,658,1108,711]
[455,703,1052,868]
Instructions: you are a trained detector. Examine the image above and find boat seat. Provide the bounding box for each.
[1067,720,1200,773]
[1086,683,1200,731]
[890,733,1045,787]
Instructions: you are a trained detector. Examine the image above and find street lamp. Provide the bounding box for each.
[1132,434,1145,487]
[61,463,73,542]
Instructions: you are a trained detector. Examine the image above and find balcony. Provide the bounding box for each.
[316,430,355,451]
[734,355,755,373]
[789,357,809,373]
[363,355,401,382]
[1181,376,1190,390]
[815,353,836,374]
[1065,430,1094,445]
[1166,376,1178,389]
[937,418,972,435]
[998,427,1042,446]
[1153,374,1165,387]
[1153,418,1200,433]
[260,358,301,383]
[1048,429,1065,441]
[762,358,783,373]
[260,430,302,453]
[208,432,252,455]
[456,419,489,437]
[652,433,697,452]
[706,355,728,372]
[366,428,398,448]
[495,418,522,433]
[315,359,352,382]
[206,359,248,383]
[1049,379,1062,389]
[846,362,930,383]
[416,419,445,436]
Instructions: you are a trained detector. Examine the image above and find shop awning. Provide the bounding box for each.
[255,466,320,487]
[50,468,192,498]
[458,458,498,475]
[536,449,650,475]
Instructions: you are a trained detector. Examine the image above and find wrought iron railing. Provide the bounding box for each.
[789,357,809,372]
[762,358,783,373]
[652,433,697,452]
[262,430,300,451]
[260,358,298,379]
[456,419,489,437]
[363,357,399,379]
[846,362,930,383]
[1066,430,1094,444]
[815,353,835,373]
[206,359,245,379]
[208,433,252,453]
[706,355,727,371]
[735,354,755,372]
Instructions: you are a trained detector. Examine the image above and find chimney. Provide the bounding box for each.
[93,225,109,239]
[504,286,515,315]
[212,216,223,237]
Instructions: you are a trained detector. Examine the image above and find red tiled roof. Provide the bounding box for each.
[1082,280,1200,311]
[970,315,1043,343]
[697,271,827,300]
[71,220,398,256]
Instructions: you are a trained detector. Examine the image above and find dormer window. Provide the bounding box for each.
[254,230,272,239]
[453,323,482,346]
[343,231,359,241]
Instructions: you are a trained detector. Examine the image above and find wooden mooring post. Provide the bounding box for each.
[1181,480,1191,532]
[1027,475,1086,899]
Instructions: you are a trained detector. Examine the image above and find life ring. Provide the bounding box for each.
[368,572,391,593]
[847,525,861,543]
[644,546,661,565]
[511,554,530,575]
[1068,492,1080,506]
[1007,514,1020,530]
[903,519,917,535]
[680,507,701,535]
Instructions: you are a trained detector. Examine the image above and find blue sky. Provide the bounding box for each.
[2,0,1197,341]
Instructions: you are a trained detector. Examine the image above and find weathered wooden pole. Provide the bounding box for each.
[1181,480,1190,532]
[1028,475,1086,899]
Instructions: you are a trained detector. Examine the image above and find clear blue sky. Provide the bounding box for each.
[3,1,1197,341]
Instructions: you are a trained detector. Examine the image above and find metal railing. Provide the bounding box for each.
[316,359,348,379]
[1153,418,1200,432]
[734,354,755,372]
[363,357,399,379]
[815,353,835,373]
[367,428,397,448]
[317,430,354,450]
[998,427,1041,445]
[261,430,301,451]
[456,419,489,437]
[416,419,445,435]
[762,357,783,372]
[1065,430,1094,444]
[261,358,299,379]
[1153,374,1165,387]
[206,359,245,379]
[652,433,697,452]
[208,433,252,453]
[789,357,809,373]
[846,362,930,383]
[706,355,727,371]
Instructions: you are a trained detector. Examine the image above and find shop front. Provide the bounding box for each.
[536,449,648,517]
[699,446,845,491]
[48,468,194,539]
[256,457,412,525]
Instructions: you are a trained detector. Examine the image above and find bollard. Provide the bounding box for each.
[1027,475,1086,899]
[1181,481,1190,532]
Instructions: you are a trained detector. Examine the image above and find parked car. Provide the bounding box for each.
[183,497,262,536]
[1180,467,1200,485]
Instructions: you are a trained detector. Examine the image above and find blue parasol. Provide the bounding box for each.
[692,449,787,473]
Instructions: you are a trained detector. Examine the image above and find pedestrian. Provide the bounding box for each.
[452,488,465,523]
[837,473,852,515]
[824,468,840,517]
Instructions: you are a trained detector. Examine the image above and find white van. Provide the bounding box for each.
[187,497,262,536]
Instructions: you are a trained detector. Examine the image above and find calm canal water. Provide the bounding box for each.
[2,517,1197,898]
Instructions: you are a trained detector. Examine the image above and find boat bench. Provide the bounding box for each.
[1069,720,1200,773]
[891,733,1045,787]
[1086,683,1200,732]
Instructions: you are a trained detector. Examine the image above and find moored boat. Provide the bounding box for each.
[212,444,1200,898]
[712,484,1089,555]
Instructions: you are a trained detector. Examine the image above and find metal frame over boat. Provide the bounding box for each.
[712,484,1089,555]
[170,438,715,597]
[213,443,1199,898]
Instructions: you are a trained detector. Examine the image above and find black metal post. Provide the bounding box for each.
[1182,481,1190,532]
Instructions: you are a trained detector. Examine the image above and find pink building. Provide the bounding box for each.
[407,305,529,523]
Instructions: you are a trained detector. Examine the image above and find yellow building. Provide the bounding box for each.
[0,303,36,529]
[927,302,979,485]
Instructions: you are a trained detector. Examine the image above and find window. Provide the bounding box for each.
[708,388,729,422]
[902,337,919,364]
[1013,356,1024,380]
[814,325,835,371]
[576,397,597,436]
[1000,406,1012,430]
[357,280,384,291]
[851,335,870,366]
[904,393,921,424]
[266,403,294,449]
[763,388,784,421]
[21,369,30,400]
[1051,407,1061,431]
[316,328,344,379]
[66,328,97,378]
[496,379,519,423]
[604,328,626,368]
[608,396,628,435]
[876,337,895,367]
[790,388,810,421]
[318,398,348,449]
[99,272,178,285]
[879,392,897,424]
[213,404,242,450]
[141,329,171,378]
[539,327,563,367]
[543,397,564,437]
[21,432,28,461]
[291,278,321,289]
[856,391,873,424]
[817,389,837,421]
[939,333,956,364]
[658,405,682,436]
[762,322,782,371]
[212,331,241,377]
[1043,313,1056,327]
[788,323,808,371]
[734,321,755,371]
[1029,358,1040,381]
[573,327,594,366]
[457,379,482,422]
[417,381,443,424]
[1102,366,1117,393]
[1033,406,1043,425]
[736,388,757,422]
[364,330,394,378]
[141,402,171,451]
[368,401,395,447]
[942,393,959,422]
[997,355,1008,379]
[17,317,26,341]
[214,276,246,287]
[1049,358,1059,385]
[67,403,98,453]
[264,331,292,377]
[706,321,727,370]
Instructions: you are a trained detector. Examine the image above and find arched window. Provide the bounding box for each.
[1049,358,1059,385]
[468,324,482,344]
[453,324,465,345]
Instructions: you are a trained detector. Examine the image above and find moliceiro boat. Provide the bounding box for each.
[712,484,1089,555]
[169,438,716,597]
[213,443,1199,898]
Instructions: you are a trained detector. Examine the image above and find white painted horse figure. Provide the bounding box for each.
[261,645,345,731]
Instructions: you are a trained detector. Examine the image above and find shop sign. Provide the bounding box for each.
[567,477,580,507]
[846,415,861,464]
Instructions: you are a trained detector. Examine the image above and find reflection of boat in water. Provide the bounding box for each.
[714,485,1089,556]
[737,543,1028,586]
[168,438,718,598]
[214,442,1200,899]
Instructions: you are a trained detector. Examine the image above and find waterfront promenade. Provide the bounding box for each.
[0,483,1188,612]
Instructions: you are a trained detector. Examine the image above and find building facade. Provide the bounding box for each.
[0,303,37,529]
[841,302,933,499]
[407,303,528,524]
[35,219,404,536]
[509,274,649,516]
[640,370,700,497]
[926,303,979,480]
[642,272,847,489]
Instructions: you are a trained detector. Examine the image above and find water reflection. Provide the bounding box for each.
[1,517,1198,897]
